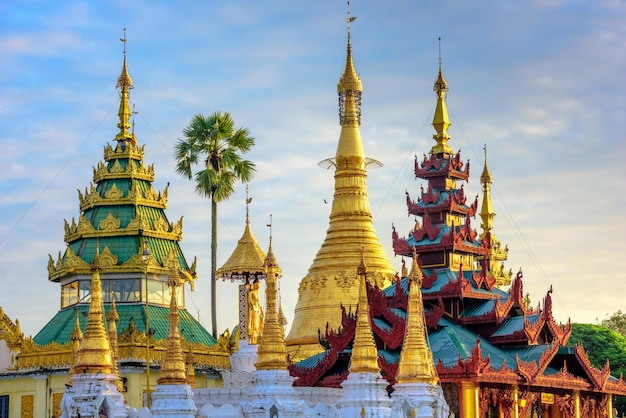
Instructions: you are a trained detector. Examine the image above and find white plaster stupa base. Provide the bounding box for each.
[150,384,196,418]
[391,382,450,418]
[241,369,305,418]
[61,373,127,418]
[336,372,393,417]
[222,340,258,388]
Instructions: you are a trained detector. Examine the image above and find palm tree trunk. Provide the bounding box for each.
[211,196,218,338]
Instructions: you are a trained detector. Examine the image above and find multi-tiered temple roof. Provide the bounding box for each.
[15,36,230,374]
[288,62,626,417]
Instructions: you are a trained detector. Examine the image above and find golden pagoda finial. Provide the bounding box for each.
[115,28,135,143]
[349,250,380,374]
[73,246,114,375]
[338,1,362,127]
[430,37,454,156]
[256,224,288,370]
[479,144,495,232]
[107,297,124,393]
[245,185,252,226]
[157,268,188,385]
[395,250,438,385]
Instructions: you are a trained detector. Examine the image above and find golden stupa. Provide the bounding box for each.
[285,19,396,358]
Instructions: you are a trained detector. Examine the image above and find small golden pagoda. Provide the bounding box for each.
[285,14,396,359]
[348,253,380,375]
[395,251,438,385]
[255,238,288,371]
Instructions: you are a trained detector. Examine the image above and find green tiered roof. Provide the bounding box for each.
[34,305,214,347]
[31,36,218,363]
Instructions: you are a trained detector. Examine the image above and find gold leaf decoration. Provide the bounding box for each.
[99,213,121,231]
[105,183,124,199]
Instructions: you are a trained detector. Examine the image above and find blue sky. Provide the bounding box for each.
[0,0,624,337]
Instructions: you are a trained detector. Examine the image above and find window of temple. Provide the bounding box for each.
[0,395,8,418]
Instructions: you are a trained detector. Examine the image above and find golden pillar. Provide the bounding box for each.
[573,390,580,418]
[460,381,480,418]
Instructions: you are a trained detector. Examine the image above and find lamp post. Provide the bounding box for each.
[142,245,151,409]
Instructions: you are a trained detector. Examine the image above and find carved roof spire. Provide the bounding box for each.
[349,251,380,374]
[395,250,438,384]
[430,38,454,156]
[256,227,288,370]
[114,28,135,144]
[73,248,114,375]
[157,268,188,384]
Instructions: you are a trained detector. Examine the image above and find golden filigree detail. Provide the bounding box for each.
[0,307,23,350]
[162,249,180,272]
[144,185,158,201]
[99,246,118,268]
[105,183,124,199]
[76,214,95,235]
[110,159,125,173]
[21,394,34,418]
[99,212,121,231]
[153,215,169,232]
[335,270,357,291]
[308,274,328,297]
[297,279,307,300]
[64,248,90,271]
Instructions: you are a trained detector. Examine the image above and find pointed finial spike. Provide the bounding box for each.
[438,37,442,69]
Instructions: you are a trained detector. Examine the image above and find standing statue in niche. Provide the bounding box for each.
[246,279,264,344]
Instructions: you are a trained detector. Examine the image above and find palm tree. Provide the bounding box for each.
[174,112,256,338]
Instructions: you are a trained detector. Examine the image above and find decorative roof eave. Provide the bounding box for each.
[48,247,184,282]
[0,307,23,349]
[63,213,182,243]
[78,181,167,212]
[92,160,155,183]
[414,152,470,181]
[16,338,231,372]
[103,142,144,162]
[574,343,612,391]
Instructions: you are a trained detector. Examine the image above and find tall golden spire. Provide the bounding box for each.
[349,252,380,374]
[430,38,454,156]
[286,2,395,359]
[479,145,512,288]
[114,28,134,143]
[107,298,124,393]
[395,251,438,385]
[73,250,114,375]
[157,269,188,385]
[479,144,494,232]
[256,228,288,371]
